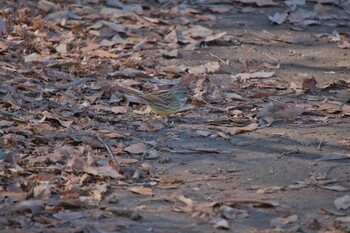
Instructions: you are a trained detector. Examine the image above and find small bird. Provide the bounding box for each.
[115,84,189,115]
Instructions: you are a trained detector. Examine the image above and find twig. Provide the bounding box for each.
[209,52,230,65]
[96,134,119,166]
[262,52,279,62]
[317,138,324,151]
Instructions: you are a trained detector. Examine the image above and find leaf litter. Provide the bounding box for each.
[0,0,350,232]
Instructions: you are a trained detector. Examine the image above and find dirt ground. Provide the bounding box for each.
[1,1,350,233]
[118,4,350,233]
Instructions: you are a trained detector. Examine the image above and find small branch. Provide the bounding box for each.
[262,52,279,62]
[317,138,324,151]
[209,52,230,65]
[96,134,119,167]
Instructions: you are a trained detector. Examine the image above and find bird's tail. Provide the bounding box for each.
[115,83,150,103]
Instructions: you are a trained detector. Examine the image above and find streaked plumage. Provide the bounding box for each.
[116,85,188,115]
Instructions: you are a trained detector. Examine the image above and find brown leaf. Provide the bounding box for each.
[138,120,164,132]
[337,40,350,49]
[84,166,123,179]
[124,143,147,154]
[302,76,318,93]
[127,187,154,196]
[91,49,118,58]
[24,53,49,63]
[187,61,221,75]
[159,49,178,58]
[67,156,86,172]
[270,215,298,226]
[164,29,188,44]
[231,71,275,80]
[33,182,52,200]
[316,100,348,114]
[184,25,213,38]
[204,32,227,42]
[110,106,128,114]
[92,183,108,203]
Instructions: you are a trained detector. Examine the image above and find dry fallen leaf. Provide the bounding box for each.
[33,182,52,200]
[186,61,221,75]
[124,143,148,154]
[84,166,123,179]
[231,71,275,81]
[334,194,350,210]
[270,214,298,226]
[269,12,288,25]
[127,187,154,196]
[211,216,229,229]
